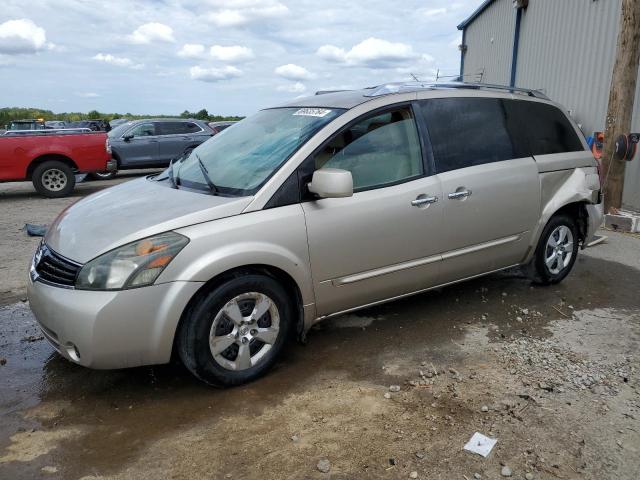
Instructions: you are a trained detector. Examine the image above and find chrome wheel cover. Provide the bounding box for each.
[209,292,280,371]
[41,168,67,192]
[545,225,574,275]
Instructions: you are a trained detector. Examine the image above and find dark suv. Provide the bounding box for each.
[68,119,110,132]
[100,119,214,178]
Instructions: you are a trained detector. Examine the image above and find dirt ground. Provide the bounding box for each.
[0,175,638,480]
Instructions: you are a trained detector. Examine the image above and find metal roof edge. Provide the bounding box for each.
[457,0,497,30]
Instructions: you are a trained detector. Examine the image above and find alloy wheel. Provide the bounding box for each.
[545,225,574,275]
[209,292,280,371]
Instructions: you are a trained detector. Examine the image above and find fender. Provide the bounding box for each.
[162,205,317,327]
[164,240,314,303]
[524,166,600,263]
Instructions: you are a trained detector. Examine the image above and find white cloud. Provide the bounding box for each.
[206,0,289,27]
[0,0,475,116]
[178,43,206,58]
[277,82,306,93]
[0,19,52,55]
[317,37,421,68]
[316,45,345,63]
[93,53,143,69]
[129,22,175,44]
[190,65,243,82]
[274,63,314,81]
[210,45,254,62]
[421,7,448,18]
[77,92,100,98]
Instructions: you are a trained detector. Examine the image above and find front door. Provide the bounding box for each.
[302,104,445,316]
[118,122,159,167]
[418,97,541,283]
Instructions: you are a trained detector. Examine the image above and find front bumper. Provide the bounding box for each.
[27,276,203,369]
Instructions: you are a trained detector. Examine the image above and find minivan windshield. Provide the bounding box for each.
[171,107,344,196]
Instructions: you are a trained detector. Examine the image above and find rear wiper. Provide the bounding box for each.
[195,153,220,195]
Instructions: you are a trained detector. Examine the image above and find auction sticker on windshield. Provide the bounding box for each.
[293,108,333,117]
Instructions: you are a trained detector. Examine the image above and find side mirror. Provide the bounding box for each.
[123,134,133,141]
[308,168,353,198]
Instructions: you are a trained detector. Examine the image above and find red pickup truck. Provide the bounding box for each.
[0,131,115,197]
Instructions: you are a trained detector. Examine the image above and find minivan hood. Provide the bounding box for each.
[45,177,252,263]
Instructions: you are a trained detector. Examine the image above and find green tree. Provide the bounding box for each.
[195,108,209,120]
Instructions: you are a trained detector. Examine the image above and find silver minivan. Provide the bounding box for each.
[28,83,603,386]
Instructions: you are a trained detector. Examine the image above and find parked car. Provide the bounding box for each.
[96,118,213,179]
[45,120,68,129]
[28,82,603,386]
[0,130,115,197]
[208,121,237,135]
[109,118,129,128]
[67,119,110,132]
[6,119,46,130]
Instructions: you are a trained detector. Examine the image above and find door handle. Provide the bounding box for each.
[411,195,438,207]
[448,189,472,200]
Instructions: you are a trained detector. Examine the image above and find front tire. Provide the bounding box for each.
[32,160,76,198]
[530,214,579,285]
[177,273,293,387]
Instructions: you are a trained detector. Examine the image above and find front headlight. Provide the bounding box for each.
[76,232,189,290]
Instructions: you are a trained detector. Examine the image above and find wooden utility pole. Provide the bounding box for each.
[602,0,640,213]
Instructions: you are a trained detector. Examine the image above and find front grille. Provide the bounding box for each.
[35,244,81,287]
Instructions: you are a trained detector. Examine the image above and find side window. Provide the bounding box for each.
[128,123,155,137]
[184,122,202,133]
[504,100,584,155]
[420,98,517,174]
[156,122,198,135]
[315,106,423,190]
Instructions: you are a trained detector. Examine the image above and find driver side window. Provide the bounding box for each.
[315,106,423,190]
[128,123,155,137]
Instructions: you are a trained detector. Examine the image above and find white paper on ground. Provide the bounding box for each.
[463,432,497,457]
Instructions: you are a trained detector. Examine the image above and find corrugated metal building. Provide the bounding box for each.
[458,0,640,210]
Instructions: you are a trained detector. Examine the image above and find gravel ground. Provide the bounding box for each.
[0,176,638,479]
[0,171,159,305]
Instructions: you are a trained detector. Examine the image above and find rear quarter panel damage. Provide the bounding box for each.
[525,151,601,262]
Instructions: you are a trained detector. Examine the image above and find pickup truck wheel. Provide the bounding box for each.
[177,274,293,387]
[530,214,579,285]
[32,161,76,198]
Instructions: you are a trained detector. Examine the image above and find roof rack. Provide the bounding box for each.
[363,81,549,100]
[315,89,351,95]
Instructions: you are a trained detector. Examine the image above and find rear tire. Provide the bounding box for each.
[530,214,579,285]
[177,273,293,387]
[32,160,75,198]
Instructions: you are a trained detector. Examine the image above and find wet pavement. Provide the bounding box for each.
[0,230,638,479]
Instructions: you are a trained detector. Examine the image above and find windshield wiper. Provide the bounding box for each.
[195,153,220,195]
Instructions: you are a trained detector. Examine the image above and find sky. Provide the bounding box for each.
[0,0,481,117]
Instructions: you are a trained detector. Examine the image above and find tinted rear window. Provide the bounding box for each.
[503,100,584,156]
[420,97,522,173]
[157,122,201,135]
